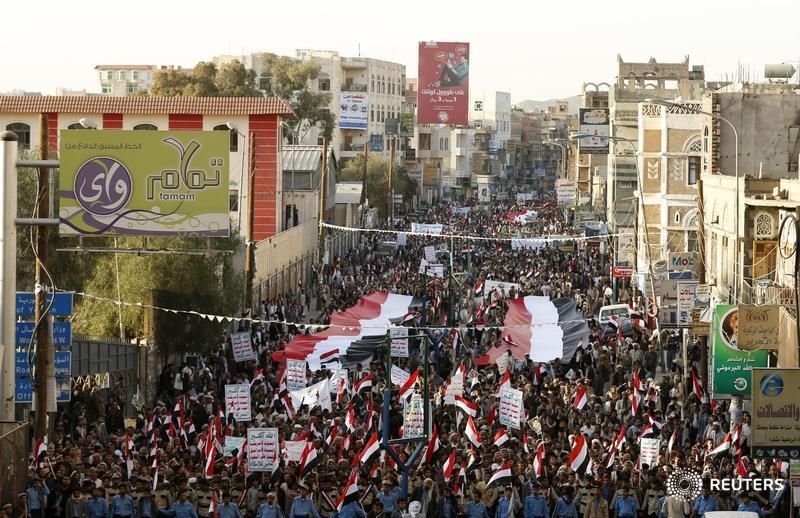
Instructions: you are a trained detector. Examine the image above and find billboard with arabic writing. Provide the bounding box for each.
[417,42,469,125]
[711,304,769,398]
[59,130,229,237]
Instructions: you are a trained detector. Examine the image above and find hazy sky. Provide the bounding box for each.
[5,0,799,102]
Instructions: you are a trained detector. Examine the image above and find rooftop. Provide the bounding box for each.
[94,65,155,71]
[0,96,295,116]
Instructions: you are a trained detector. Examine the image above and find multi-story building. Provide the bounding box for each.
[608,56,706,237]
[95,65,161,96]
[294,49,405,165]
[470,90,511,156]
[699,82,800,308]
[572,83,609,213]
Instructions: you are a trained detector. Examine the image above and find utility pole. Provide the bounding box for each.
[34,114,50,439]
[632,199,639,305]
[318,138,328,262]
[360,142,369,228]
[696,177,708,382]
[1,131,18,421]
[244,132,256,315]
[388,138,395,227]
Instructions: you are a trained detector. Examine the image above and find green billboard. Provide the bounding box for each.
[59,130,229,237]
[711,304,769,397]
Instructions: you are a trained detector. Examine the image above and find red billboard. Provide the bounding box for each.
[417,42,469,125]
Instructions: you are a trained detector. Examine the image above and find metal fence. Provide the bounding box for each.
[0,422,28,509]
[69,335,140,416]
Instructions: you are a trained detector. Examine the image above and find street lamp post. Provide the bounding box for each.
[649,99,741,302]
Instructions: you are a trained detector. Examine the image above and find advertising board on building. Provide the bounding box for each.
[338,93,369,129]
[751,368,800,459]
[738,305,780,351]
[577,109,610,154]
[677,280,699,326]
[417,42,470,125]
[711,304,769,397]
[399,113,414,136]
[59,130,230,237]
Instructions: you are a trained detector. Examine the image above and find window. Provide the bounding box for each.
[444,137,449,151]
[687,156,700,185]
[317,136,324,145]
[687,230,698,253]
[132,71,139,81]
[457,134,465,148]
[119,71,126,81]
[105,71,113,80]
[439,137,444,150]
[213,124,238,152]
[318,78,330,91]
[6,122,30,150]
[371,76,375,92]
[127,83,137,95]
[419,133,431,151]
[370,108,374,122]
[474,101,483,111]
[133,123,158,130]
[101,83,112,94]
[229,190,239,212]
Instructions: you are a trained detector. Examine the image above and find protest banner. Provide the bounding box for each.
[424,246,437,263]
[286,359,308,390]
[285,440,306,463]
[444,370,464,405]
[639,438,660,468]
[328,368,348,393]
[224,384,252,421]
[231,332,256,362]
[390,327,409,357]
[396,233,407,246]
[499,386,523,430]
[224,436,246,456]
[289,379,332,412]
[403,393,425,438]
[391,365,410,387]
[247,428,278,472]
[496,353,509,375]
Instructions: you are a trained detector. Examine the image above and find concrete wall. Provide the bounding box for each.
[707,91,800,179]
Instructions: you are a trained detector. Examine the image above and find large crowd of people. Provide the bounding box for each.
[17,194,790,518]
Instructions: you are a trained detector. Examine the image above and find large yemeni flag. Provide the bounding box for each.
[569,434,589,473]
[272,293,423,370]
[476,296,588,365]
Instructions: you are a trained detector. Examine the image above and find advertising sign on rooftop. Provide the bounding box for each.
[417,42,470,125]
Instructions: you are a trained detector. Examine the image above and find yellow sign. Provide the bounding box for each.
[752,368,800,459]
[739,305,780,350]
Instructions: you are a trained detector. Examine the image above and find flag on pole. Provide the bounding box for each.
[355,375,373,396]
[465,416,482,448]
[335,470,360,511]
[493,429,510,448]
[708,433,731,456]
[569,435,589,473]
[573,387,588,410]
[667,429,677,458]
[455,395,478,417]
[532,443,545,478]
[442,451,457,481]
[424,426,441,464]
[691,369,705,402]
[485,462,512,490]
[357,433,380,466]
[299,441,320,476]
[398,370,420,400]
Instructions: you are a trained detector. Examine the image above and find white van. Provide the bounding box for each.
[597,304,632,325]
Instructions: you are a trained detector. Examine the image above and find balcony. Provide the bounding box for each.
[341,58,368,69]
[742,280,796,316]
[342,83,368,93]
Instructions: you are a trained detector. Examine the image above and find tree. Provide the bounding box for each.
[215,61,261,97]
[150,68,192,96]
[150,60,259,98]
[339,155,417,218]
[259,53,335,141]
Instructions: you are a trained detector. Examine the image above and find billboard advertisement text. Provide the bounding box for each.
[418,42,469,125]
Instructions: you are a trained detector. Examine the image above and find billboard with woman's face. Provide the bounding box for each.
[417,42,469,125]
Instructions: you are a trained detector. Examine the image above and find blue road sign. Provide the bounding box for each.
[15,378,32,403]
[16,292,74,318]
[15,351,71,378]
[15,322,72,349]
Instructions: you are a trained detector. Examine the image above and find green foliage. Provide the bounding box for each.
[339,155,417,218]
[150,60,260,98]
[258,53,335,141]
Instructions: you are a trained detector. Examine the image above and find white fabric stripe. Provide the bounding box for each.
[524,296,564,362]
[307,294,414,370]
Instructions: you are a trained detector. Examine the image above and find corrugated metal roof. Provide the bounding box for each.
[336,183,363,204]
[0,96,295,116]
[282,145,325,172]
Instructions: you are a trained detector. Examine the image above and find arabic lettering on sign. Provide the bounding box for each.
[403,394,425,438]
[498,386,523,430]
[224,384,252,422]
[391,365,410,387]
[231,332,255,362]
[390,327,409,358]
[286,359,307,390]
[738,305,780,350]
[247,428,279,472]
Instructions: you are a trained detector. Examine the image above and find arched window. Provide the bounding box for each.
[754,212,776,239]
[213,123,238,152]
[133,123,158,131]
[5,122,31,150]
